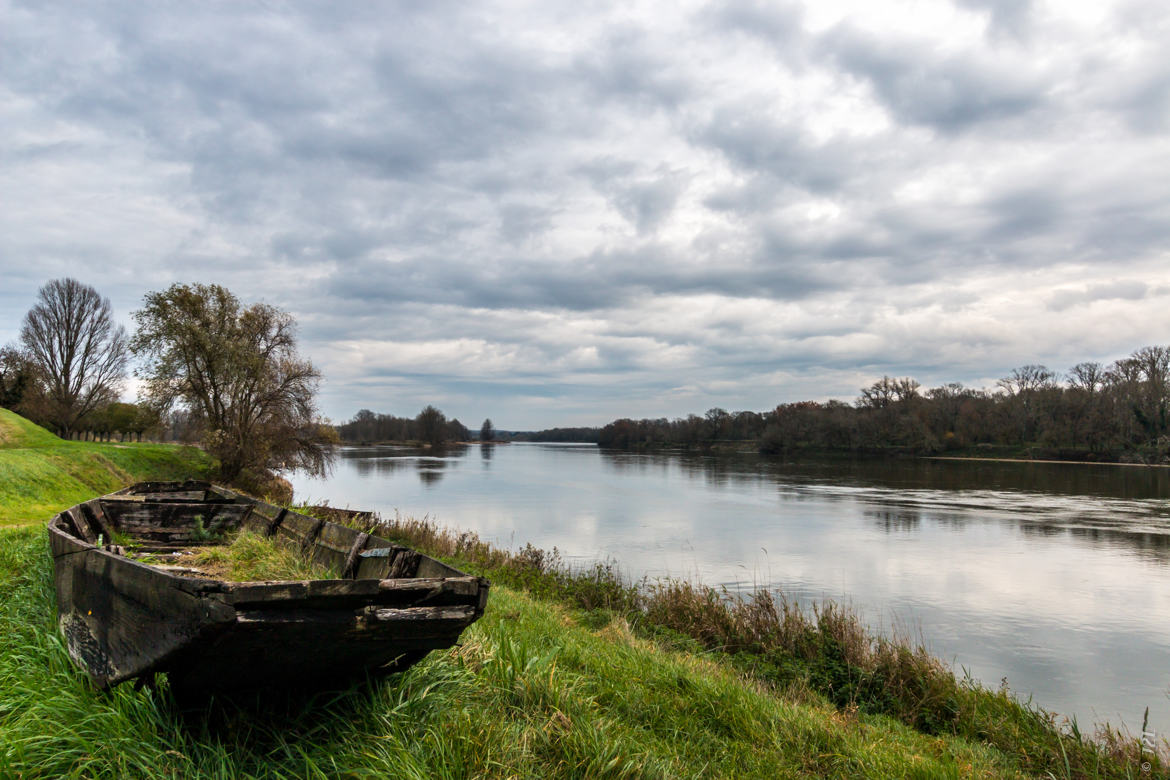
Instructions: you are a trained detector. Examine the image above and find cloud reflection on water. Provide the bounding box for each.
[290,443,1170,733]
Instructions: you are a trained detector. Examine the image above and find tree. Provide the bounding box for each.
[18,279,128,437]
[0,346,37,410]
[447,417,470,442]
[130,283,335,489]
[480,418,494,442]
[415,405,447,447]
[1067,362,1105,395]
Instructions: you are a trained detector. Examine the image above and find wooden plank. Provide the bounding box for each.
[354,538,395,580]
[301,517,326,554]
[101,501,251,542]
[266,508,287,537]
[221,581,310,603]
[315,521,361,554]
[363,605,477,623]
[387,549,420,578]
[342,532,370,579]
[66,507,97,544]
[84,500,115,540]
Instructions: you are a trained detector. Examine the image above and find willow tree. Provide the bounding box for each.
[131,283,335,491]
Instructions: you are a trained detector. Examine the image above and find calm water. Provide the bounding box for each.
[289,443,1170,734]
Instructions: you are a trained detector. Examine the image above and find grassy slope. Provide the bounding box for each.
[0,408,213,526]
[0,525,1023,779]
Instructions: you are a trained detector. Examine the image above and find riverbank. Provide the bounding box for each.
[1,523,1043,779]
[926,455,1170,468]
[329,510,1163,779]
[0,409,1161,778]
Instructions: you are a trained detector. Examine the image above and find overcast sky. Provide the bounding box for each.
[2,0,1168,429]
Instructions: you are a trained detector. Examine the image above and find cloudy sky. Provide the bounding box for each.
[2,0,1168,429]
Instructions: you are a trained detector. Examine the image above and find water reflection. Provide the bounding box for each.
[340,445,469,486]
[291,444,1170,734]
[867,508,921,532]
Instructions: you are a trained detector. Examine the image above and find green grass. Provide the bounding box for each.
[0,525,1030,779]
[360,513,1166,780]
[185,530,337,582]
[1,407,1162,777]
[0,408,213,526]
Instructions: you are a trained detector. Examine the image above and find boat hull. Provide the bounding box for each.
[48,481,489,693]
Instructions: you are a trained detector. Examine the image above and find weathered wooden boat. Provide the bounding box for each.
[47,481,489,696]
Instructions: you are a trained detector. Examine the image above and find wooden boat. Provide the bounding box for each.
[47,481,489,696]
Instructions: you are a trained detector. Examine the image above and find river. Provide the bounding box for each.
[289,443,1170,735]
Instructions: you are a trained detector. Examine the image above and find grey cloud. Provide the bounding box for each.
[696,111,863,192]
[703,0,805,51]
[1110,59,1170,134]
[498,204,558,246]
[589,167,690,234]
[955,0,1035,40]
[983,187,1063,240]
[819,24,1046,132]
[1048,281,1149,312]
[571,26,690,110]
[324,237,845,314]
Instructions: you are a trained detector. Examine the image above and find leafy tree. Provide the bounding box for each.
[130,283,335,490]
[0,346,37,410]
[447,418,470,442]
[480,418,494,442]
[18,278,128,437]
[415,405,447,447]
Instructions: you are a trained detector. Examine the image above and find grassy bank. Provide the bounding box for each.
[2,523,1031,778]
[0,408,213,527]
[340,512,1164,779]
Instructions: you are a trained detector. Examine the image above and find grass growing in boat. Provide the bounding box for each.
[0,524,1033,779]
[185,530,337,581]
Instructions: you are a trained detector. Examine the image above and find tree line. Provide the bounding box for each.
[1,278,335,497]
[598,346,1170,463]
[335,407,477,447]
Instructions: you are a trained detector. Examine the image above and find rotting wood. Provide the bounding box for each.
[47,481,490,695]
[387,549,420,579]
[342,532,370,579]
[301,516,326,554]
[266,507,288,537]
[66,506,97,544]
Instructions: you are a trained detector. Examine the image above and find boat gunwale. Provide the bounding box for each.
[47,481,491,691]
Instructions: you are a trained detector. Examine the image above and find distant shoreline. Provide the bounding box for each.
[925,455,1170,468]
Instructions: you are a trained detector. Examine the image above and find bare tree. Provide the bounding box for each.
[1067,362,1105,394]
[480,418,495,442]
[997,365,1057,396]
[19,279,128,437]
[859,376,920,408]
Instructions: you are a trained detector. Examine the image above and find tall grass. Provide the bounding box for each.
[345,511,1165,780]
[0,525,1028,778]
